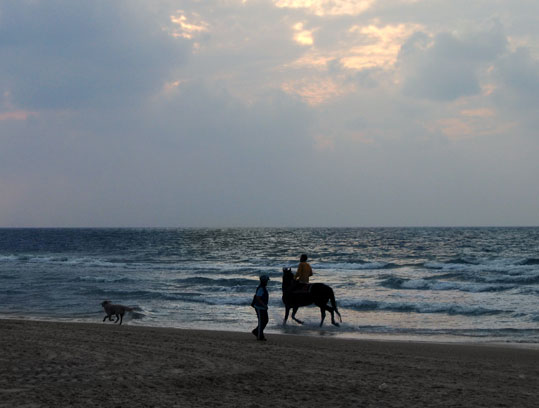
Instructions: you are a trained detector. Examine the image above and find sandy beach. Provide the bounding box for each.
[0,319,538,407]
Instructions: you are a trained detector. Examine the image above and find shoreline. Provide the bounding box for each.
[1,319,538,407]
[2,314,539,350]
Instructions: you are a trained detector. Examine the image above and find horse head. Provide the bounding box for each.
[282,267,294,291]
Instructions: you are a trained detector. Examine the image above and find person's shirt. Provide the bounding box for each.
[294,262,313,283]
[254,285,269,310]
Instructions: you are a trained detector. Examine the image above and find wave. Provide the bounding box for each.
[0,255,18,262]
[484,273,539,285]
[315,261,411,270]
[425,257,539,272]
[0,252,241,268]
[74,276,136,284]
[379,277,515,293]
[446,257,477,265]
[0,289,25,295]
[420,269,539,286]
[519,258,539,266]
[518,287,539,295]
[424,261,470,271]
[83,288,177,300]
[0,253,277,276]
[171,276,281,294]
[316,256,539,273]
[173,277,257,288]
[355,325,539,338]
[341,299,506,316]
[79,287,253,307]
[0,254,126,268]
[3,249,538,277]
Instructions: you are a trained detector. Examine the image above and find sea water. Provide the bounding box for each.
[1,228,538,344]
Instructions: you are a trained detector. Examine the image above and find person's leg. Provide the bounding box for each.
[258,310,268,340]
[252,309,260,337]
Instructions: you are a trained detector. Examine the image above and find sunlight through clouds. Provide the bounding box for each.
[425,109,516,141]
[281,77,351,105]
[0,110,36,121]
[280,20,423,103]
[285,21,423,74]
[169,11,208,39]
[460,108,494,118]
[342,22,423,70]
[293,22,314,46]
[286,53,332,69]
[275,0,375,16]
[433,117,512,141]
[0,91,37,121]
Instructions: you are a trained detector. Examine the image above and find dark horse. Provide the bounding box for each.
[282,267,342,327]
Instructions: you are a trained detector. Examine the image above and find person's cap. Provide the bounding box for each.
[259,274,270,282]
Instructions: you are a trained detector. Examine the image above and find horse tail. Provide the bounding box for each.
[329,288,342,323]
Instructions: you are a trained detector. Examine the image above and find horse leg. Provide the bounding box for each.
[326,305,340,327]
[319,307,326,327]
[283,306,290,325]
[291,307,304,325]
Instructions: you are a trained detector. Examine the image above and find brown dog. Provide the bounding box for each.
[101,300,133,325]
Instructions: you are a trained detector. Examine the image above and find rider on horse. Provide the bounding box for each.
[294,254,313,292]
[282,266,342,327]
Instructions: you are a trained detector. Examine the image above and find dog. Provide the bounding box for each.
[101,300,133,325]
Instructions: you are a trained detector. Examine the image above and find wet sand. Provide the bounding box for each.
[0,319,538,407]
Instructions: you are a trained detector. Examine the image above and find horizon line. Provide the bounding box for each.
[1,225,538,229]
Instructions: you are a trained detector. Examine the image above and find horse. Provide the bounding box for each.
[281,267,342,327]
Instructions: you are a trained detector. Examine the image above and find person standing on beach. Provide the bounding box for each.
[251,274,270,341]
[294,254,313,284]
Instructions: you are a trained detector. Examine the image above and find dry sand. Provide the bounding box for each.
[0,319,538,407]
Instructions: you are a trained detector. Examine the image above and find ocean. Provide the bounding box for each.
[1,227,538,344]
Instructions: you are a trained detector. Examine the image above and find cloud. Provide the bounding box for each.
[496,47,539,107]
[0,77,317,226]
[0,110,36,121]
[398,22,507,101]
[0,0,189,110]
[1,1,539,227]
[341,21,423,70]
[292,22,314,46]
[274,0,375,16]
[169,11,209,40]
[281,76,348,105]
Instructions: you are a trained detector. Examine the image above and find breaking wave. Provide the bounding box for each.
[379,277,516,292]
[342,299,506,316]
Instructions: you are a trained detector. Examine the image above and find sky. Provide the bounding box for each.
[1,0,538,227]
